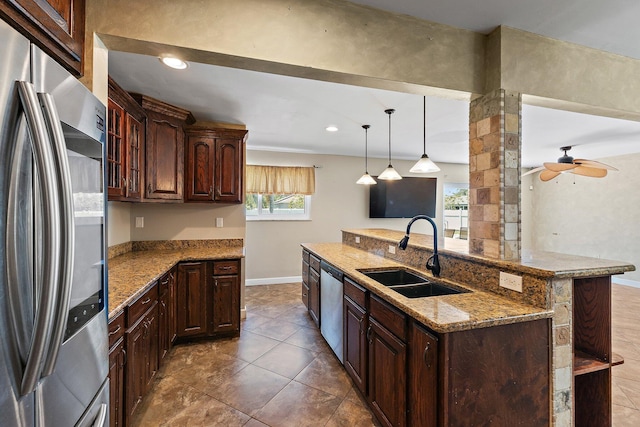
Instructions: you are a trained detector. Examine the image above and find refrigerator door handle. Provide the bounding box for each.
[14,81,62,396]
[38,92,75,378]
[91,404,108,427]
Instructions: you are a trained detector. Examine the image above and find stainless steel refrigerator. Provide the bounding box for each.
[0,18,109,427]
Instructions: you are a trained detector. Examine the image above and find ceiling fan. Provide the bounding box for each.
[522,146,618,182]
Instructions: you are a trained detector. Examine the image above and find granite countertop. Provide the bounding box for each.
[344,228,635,278]
[108,247,244,319]
[302,242,552,333]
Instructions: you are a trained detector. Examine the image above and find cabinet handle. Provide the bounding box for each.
[422,343,431,369]
[366,325,372,343]
[220,266,232,270]
[122,348,127,367]
[358,317,364,334]
[141,297,151,305]
[108,325,121,336]
[161,279,169,285]
[147,184,152,194]
[209,186,213,196]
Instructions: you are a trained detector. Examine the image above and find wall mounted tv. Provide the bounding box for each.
[369,177,437,218]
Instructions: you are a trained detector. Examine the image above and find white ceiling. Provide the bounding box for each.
[108,0,640,168]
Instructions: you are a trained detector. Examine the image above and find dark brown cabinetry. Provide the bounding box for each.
[343,278,368,395]
[176,262,208,337]
[408,321,438,427]
[0,0,85,75]
[308,253,321,327]
[184,128,246,203]
[125,283,159,424]
[108,77,146,201]
[176,259,241,341]
[132,94,194,202]
[368,295,407,427]
[158,268,176,364]
[108,312,126,427]
[573,276,619,427]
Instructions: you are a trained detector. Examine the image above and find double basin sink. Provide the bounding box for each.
[358,268,469,299]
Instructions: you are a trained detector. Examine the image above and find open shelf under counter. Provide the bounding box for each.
[574,351,624,376]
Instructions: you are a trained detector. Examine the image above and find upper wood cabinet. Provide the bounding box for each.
[132,94,194,202]
[185,127,247,203]
[107,77,146,202]
[0,0,85,75]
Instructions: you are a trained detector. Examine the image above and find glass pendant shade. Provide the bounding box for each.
[379,109,402,180]
[410,96,440,174]
[356,124,377,185]
[378,165,403,180]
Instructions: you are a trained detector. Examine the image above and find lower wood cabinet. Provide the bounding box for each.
[408,321,438,427]
[308,266,320,327]
[176,259,241,340]
[108,311,126,427]
[158,268,176,364]
[343,278,367,395]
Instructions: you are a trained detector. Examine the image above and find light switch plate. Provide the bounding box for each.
[388,245,396,254]
[500,271,523,292]
[135,217,144,228]
[216,217,223,227]
[355,236,360,244]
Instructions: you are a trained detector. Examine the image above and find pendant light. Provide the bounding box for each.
[356,125,377,185]
[410,96,440,173]
[378,109,402,180]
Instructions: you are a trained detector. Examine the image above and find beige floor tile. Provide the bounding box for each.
[613,404,640,427]
[325,396,380,427]
[285,325,332,353]
[294,352,354,399]
[212,330,281,363]
[252,342,316,379]
[246,317,302,341]
[254,381,342,427]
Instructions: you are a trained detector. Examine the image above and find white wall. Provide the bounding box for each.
[523,152,639,283]
[245,150,468,281]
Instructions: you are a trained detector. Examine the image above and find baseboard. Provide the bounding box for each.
[245,276,302,286]
[240,306,246,320]
[612,276,640,289]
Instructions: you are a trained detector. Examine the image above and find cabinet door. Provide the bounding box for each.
[107,99,126,199]
[144,304,159,393]
[168,269,177,344]
[368,317,407,427]
[344,296,367,394]
[211,274,240,335]
[408,321,438,427]
[308,269,320,327]
[125,318,146,422]
[0,0,84,75]
[176,262,208,337]
[185,134,215,201]
[108,338,126,427]
[158,289,170,364]
[214,137,243,203]
[146,111,184,200]
[125,113,144,200]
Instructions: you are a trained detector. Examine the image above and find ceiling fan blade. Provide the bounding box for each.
[522,166,546,177]
[543,162,578,172]
[571,166,608,178]
[573,159,619,171]
[539,170,561,181]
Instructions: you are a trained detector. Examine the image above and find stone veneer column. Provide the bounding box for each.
[468,89,521,260]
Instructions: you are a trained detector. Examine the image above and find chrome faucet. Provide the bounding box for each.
[398,215,441,277]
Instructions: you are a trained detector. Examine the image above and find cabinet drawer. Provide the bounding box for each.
[302,249,310,263]
[108,311,126,349]
[212,260,239,275]
[127,283,159,327]
[309,254,321,272]
[344,277,367,308]
[370,294,406,340]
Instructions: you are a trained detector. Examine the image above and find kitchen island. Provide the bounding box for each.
[302,228,634,427]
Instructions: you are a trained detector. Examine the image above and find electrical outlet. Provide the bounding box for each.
[500,272,523,292]
[355,236,360,244]
[388,245,396,254]
[216,217,223,227]
[135,217,144,228]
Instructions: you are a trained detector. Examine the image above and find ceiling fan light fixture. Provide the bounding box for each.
[410,96,440,174]
[357,124,377,185]
[379,108,402,181]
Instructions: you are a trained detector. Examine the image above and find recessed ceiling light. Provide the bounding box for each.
[326,125,339,132]
[159,56,188,70]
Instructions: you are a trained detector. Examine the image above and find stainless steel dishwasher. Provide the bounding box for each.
[320,261,344,364]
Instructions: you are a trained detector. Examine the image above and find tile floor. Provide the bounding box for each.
[131,282,640,426]
[131,283,379,426]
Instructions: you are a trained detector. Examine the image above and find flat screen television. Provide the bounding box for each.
[369,177,437,218]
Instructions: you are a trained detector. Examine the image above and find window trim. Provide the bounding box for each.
[245,194,312,221]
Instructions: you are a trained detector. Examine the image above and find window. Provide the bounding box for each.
[245,193,311,220]
[245,165,315,221]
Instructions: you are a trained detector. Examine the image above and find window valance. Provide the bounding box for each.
[246,165,315,195]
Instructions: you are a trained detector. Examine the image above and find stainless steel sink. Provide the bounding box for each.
[358,268,469,298]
